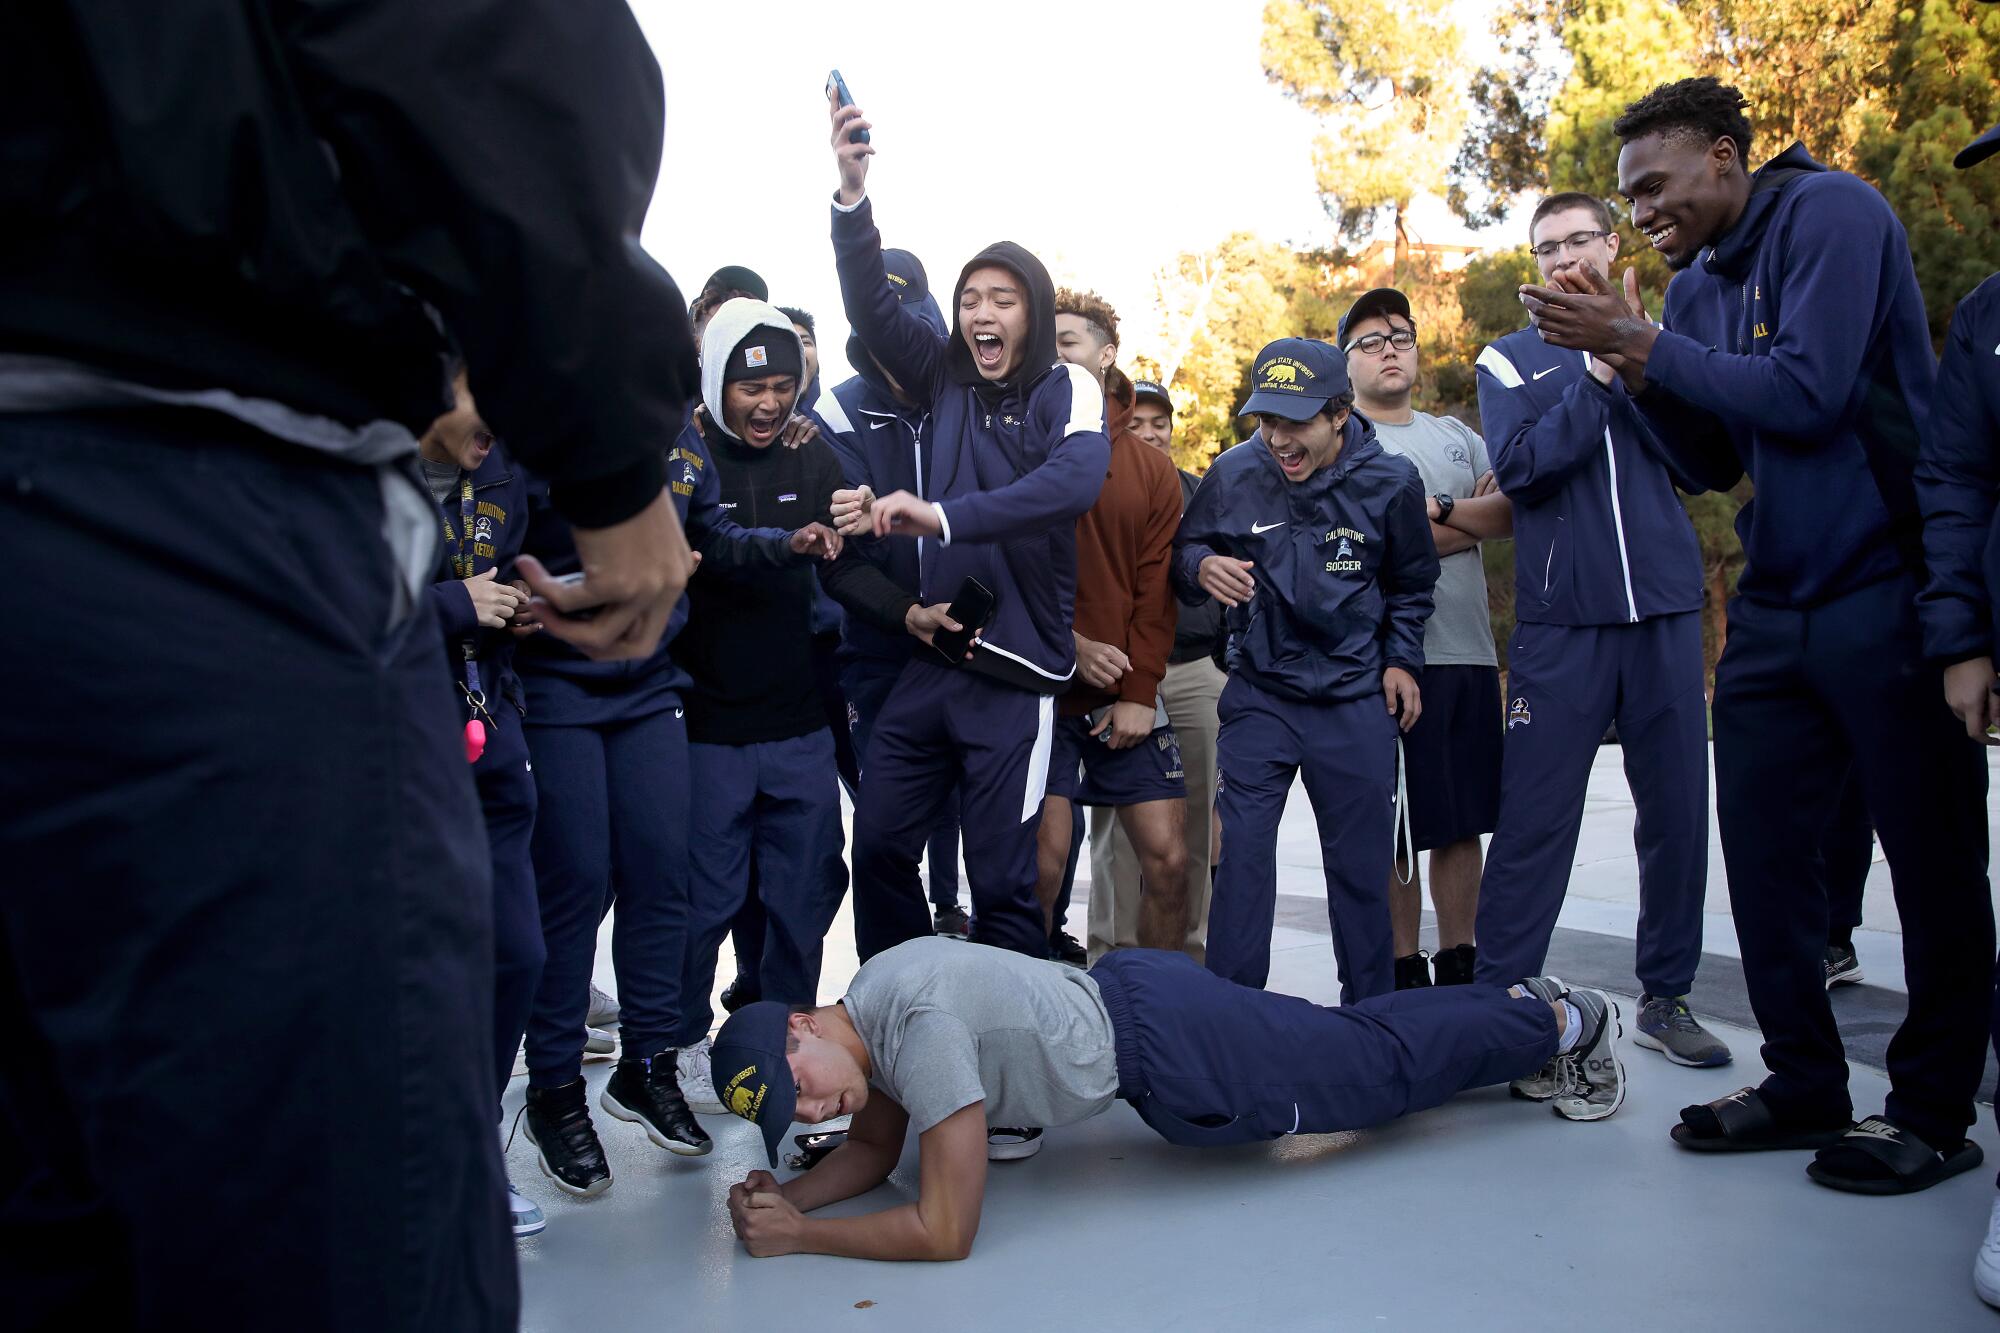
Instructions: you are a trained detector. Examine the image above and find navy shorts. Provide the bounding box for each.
[1046,711,1186,807]
[1400,664,1502,851]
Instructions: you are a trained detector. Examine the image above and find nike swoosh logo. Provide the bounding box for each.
[1533,366,1559,380]
[1251,521,1286,534]
[868,421,891,429]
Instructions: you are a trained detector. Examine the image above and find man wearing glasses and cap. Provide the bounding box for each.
[1173,338,1440,1001]
[702,936,1623,1261]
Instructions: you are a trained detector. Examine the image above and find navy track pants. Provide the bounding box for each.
[1713,576,1991,1144]
[844,655,962,909]
[1093,950,1557,1146]
[851,660,1053,960]
[1476,612,1709,996]
[473,713,545,1104]
[0,410,512,1330]
[524,706,690,1081]
[1206,676,1398,1001]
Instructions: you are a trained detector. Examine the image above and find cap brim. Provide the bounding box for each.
[1134,390,1173,410]
[1238,390,1330,421]
[1956,124,2000,170]
[757,1076,798,1169]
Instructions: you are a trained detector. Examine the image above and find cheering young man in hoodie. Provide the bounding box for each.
[824,96,1110,966]
[1524,77,1993,1193]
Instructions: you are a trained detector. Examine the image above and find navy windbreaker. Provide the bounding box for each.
[1916,273,2000,664]
[1172,418,1439,704]
[1632,142,1936,616]
[427,439,532,710]
[831,194,1109,694]
[1476,327,1705,626]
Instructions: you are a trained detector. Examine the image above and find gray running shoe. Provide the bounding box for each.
[1824,943,1864,989]
[1551,987,1626,1122]
[587,984,620,1030]
[582,1025,618,1063]
[1634,994,1732,1068]
[1510,976,1567,1101]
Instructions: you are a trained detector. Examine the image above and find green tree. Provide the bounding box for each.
[1260,0,1472,272]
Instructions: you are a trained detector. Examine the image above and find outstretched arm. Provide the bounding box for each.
[732,1102,989,1261]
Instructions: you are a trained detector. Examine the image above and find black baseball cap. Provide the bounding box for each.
[702,264,769,302]
[1336,288,1414,347]
[710,1001,799,1168]
[1237,338,1351,421]
[1132,379,1173,412]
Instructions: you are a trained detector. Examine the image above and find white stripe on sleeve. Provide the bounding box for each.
[1476,344,1524,389]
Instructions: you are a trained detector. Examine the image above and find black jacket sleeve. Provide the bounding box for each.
[804,444,919,632]
[282,0,698,528]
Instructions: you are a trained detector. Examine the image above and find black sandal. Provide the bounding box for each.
[1669,1088,1852,1153]
[1806,1117,1985,1195]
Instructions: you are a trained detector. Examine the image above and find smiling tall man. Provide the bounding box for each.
[1523,76,1993,1195]
[823,96,1110,967]
[1173,339,1439,1001]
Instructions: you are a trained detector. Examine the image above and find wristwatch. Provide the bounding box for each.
[1434,492,1456,521]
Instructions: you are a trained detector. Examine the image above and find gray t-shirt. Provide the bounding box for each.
[840,938,1120,1135]
[1372,411,1498,667]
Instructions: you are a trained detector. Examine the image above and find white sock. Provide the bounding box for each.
[1556,999,1584,1053]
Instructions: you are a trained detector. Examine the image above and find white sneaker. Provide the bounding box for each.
[987,1127,1044,1160]
[677,1038,724,1114]
[508,1183,547,1239]
[1976,1190,2000,1309]
[581,1025,618,1063]
[587,983,620,1030]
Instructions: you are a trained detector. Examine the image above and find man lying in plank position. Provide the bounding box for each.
[711,937,1624,1260]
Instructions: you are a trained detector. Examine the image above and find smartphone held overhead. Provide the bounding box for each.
[826,69,870,144]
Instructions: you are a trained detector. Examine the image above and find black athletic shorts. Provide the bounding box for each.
[1400,664,1502,851]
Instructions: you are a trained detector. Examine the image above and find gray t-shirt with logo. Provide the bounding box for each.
[840,938,1120,1135]
[1372,411,1498,667]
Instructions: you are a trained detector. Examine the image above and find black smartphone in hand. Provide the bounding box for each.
[826,69,871,144]
[929,576,994,665]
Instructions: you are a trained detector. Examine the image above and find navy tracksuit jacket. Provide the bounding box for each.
[1637,144,1991,1144]
[1471,328,1710,998]
[1173,420,1439,1000]
[832,192,1110,962]
[514,433,794,1081]
[425,442,546,1105]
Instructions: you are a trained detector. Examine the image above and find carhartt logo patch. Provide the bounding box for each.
[744,345,769,369]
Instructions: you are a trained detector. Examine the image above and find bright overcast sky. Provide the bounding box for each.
[628,0,1513,388]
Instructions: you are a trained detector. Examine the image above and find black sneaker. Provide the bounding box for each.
[600,1053,713,1157]
[934,903,971,938]
[1394,951,1433,990]
[1432,943,1477,986]
[719,977,760,1013]
[1049,930,1087,967]
[524,1080,612,1196]
[1824,942,1864,989]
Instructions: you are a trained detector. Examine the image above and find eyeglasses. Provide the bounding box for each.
[1345,329,1417,356]
[1531,230,1611,259]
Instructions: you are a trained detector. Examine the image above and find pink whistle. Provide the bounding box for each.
[464,718,487,764]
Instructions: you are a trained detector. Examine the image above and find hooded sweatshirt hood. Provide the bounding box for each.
[700,297,805,441]
[948,241,1058,401]
[1707,141,1826,281]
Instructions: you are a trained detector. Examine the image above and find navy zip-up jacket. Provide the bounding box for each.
[817,345,939,668]
[513,431,793,727]
[1633,142,1935,615]
[1916,273,2000,663]
[1173,418,1439,704]
[832,194,1109,693]
[427,440,532,713]
[1477,327,1705,626]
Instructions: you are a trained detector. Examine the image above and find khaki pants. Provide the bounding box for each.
[1087,656,1225,962]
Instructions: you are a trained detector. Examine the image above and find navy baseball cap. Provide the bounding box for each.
[1957,123,2000,171]
[1337,288,1414,347]
[881,249,931,304]
[1132,379,1173,411]
[710,1002,799,1168]
[702,264,769,302]
[1237,338,1350,421]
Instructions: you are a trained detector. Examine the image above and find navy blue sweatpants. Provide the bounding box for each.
[524,707,691,1083]
[1476,613,1709,996]
[1206,676,1398,1001]
[844,656,962,909]
[851,660,1053,960]
[472,712,546,1105]
[1093,950,1557,1145]
[1714,577,1992,1144]
[676,730,847,1044]
[0,410,512,1330]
